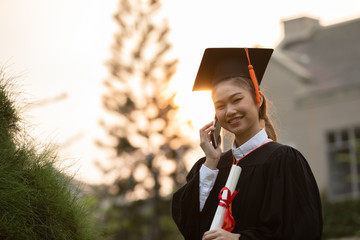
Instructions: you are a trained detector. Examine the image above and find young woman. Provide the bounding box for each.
[172,48,323,240]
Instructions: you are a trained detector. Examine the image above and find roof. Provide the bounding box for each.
[278,16,360,93]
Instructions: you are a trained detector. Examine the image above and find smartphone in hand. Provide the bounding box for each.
[210,116,221,148]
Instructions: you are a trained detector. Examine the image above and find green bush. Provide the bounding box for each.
[0,72,101,240]
[101,197,183,240]
[322,194,360,239]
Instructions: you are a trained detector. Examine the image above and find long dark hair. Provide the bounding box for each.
[212,77,278,141]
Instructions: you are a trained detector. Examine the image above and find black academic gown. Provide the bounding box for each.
[172,142,323,240]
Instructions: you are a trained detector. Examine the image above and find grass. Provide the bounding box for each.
[0,71,102,240]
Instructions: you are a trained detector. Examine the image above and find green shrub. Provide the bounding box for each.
[0,72,101,240]
[322,194,360,239]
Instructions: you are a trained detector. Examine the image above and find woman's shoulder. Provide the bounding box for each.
[268,143,305,160]
[265,142,310,169]
[187,156,206,176]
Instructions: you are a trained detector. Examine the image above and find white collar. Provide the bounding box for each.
[232,129,272,161]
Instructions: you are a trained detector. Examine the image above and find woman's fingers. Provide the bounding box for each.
[202,230,216,240]
[202,229,240,240]
[199,122,222,170]
[200,122,215,143]
[200,121,215,134]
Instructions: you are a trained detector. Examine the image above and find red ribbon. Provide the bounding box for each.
[218,187,238,232]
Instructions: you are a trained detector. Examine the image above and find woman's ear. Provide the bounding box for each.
[258,91,264,107]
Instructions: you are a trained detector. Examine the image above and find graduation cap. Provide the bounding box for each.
[192,48,273,104]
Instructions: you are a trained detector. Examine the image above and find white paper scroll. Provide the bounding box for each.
[209,165,242,230]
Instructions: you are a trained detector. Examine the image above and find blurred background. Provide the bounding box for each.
[1,0,360,239]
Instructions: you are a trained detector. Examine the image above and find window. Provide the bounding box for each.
[326,126,360,200]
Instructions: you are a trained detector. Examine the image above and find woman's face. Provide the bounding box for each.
[213,79,261,145]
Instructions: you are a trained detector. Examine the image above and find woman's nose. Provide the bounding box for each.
[225,104,236,117]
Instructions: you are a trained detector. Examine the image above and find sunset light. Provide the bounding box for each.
[1,0,360,186]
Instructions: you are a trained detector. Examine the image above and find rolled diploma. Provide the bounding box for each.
[209,165,242,230]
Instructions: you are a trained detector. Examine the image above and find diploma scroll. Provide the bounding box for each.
[209,165,242,230]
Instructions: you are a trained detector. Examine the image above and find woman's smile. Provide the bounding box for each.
[227,116,243,126]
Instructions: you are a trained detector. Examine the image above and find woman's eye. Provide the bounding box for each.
[215,105,225,110]
[233,98,242,103]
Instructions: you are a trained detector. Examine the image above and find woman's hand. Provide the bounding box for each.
[199,121,222,170]
[202,229,240,240]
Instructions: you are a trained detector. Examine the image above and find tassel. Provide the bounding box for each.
[244,48,261,104]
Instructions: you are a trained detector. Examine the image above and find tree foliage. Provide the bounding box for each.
[97,0,191,239]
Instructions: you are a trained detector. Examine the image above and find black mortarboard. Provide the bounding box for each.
[192,48,273,103]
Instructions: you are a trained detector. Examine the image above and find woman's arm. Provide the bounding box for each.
[238,146,323,240]
[199,165,219,211]
[172,159,203,239]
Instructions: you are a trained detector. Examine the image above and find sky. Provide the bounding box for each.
[0,0,359,184]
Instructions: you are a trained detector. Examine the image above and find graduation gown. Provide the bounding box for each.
[172,142,323,240]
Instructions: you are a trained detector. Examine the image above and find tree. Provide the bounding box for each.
[97,0,191,239]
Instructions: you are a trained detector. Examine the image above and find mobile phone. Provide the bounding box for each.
[210,116,221,148]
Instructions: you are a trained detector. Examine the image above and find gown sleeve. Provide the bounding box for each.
[239,146,323,240]
[171,158,205,239]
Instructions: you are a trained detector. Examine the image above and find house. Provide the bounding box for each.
[261,16,360,200]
